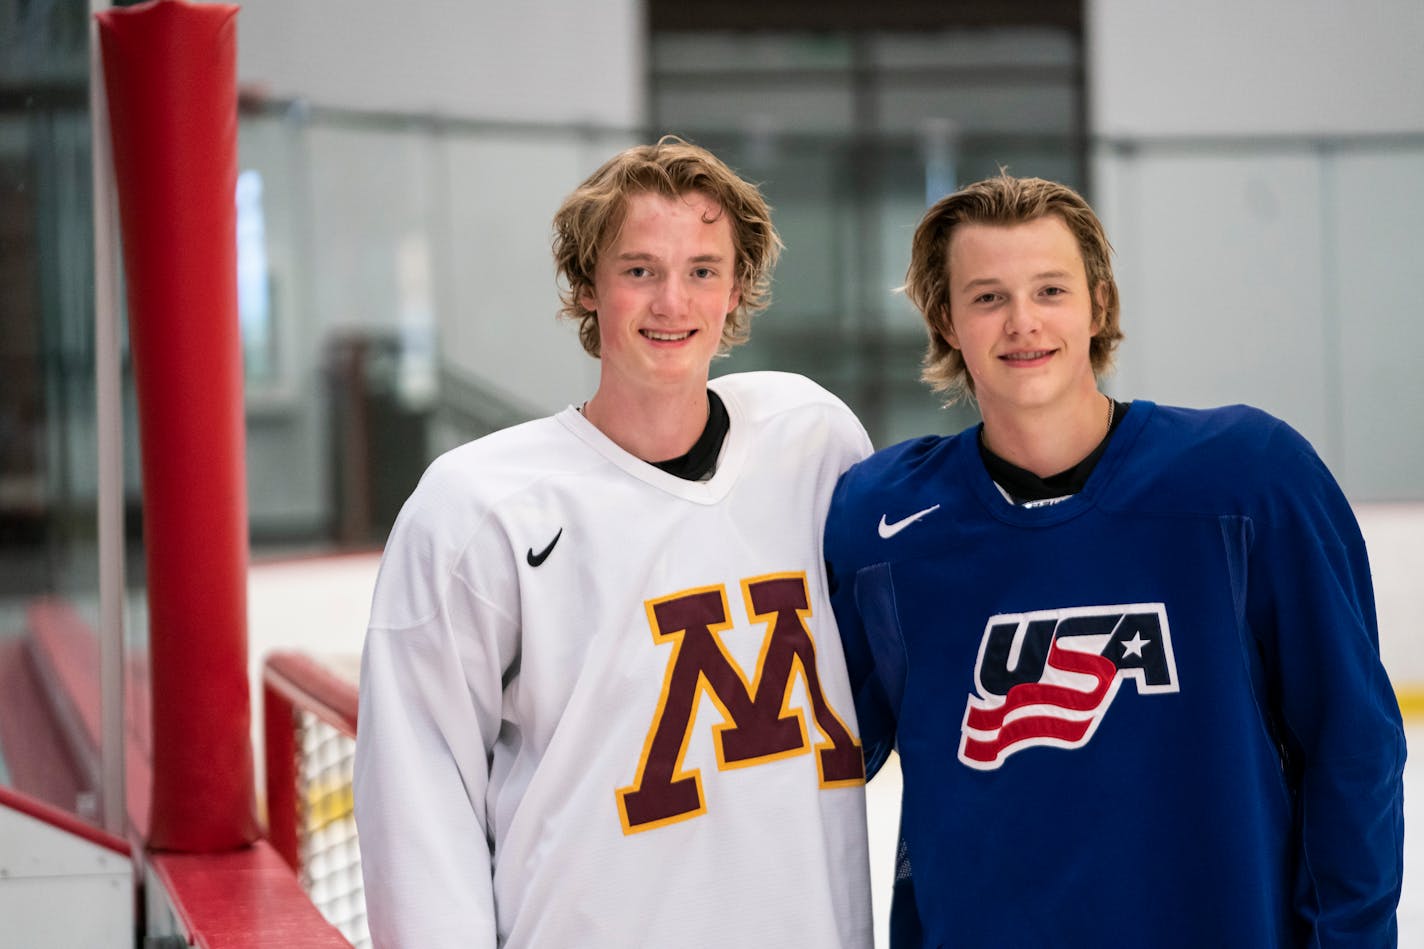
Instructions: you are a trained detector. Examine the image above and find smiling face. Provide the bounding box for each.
[580,190,741,400]
[944,214,1105,421]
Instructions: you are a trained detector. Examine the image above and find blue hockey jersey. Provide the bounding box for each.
[825,400,1405,948]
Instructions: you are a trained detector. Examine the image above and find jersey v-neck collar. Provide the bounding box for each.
[555,382,749,504]
[651,389,728,480]
[965,399,1154,526]
[980,399,1127,504]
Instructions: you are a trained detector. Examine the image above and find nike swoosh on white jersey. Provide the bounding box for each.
[877,504,941,539]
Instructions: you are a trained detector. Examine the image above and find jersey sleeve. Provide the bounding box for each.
[825,469,899,780]
[1245,423,1406,943]
[353,484,518,948]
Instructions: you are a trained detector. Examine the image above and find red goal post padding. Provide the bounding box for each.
[98,0,257,854]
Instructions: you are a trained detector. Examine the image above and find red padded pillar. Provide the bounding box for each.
[97,0,258,851]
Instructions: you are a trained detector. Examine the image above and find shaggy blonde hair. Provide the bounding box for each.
[903,174,1123,403]
[552,136,782,357]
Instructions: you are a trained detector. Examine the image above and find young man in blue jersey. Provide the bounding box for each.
[824,173,1406,947]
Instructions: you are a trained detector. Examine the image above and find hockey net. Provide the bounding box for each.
[263,651,370,949]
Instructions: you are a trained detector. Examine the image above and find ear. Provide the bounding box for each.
[941,307,959,350]
[1091,283,1108,335]
[579,285,598,314]
[726,282,742,315]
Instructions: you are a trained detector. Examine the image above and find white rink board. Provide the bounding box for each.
[0,805,134,948]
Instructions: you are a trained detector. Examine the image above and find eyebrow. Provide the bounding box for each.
[614,252,728,264]
[959,270,1072,293]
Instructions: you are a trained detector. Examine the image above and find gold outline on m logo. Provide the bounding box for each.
[616,571,864,834]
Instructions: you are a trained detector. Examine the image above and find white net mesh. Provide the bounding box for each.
[295,708,370,949]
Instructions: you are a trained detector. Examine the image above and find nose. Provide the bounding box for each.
[1003,298,1040,336]
[651,275,687,318]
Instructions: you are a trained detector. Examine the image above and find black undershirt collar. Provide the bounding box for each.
[651,390,728,481]
[979,400,1128,504]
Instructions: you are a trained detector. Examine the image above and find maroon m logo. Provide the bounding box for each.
[617,572,864,834]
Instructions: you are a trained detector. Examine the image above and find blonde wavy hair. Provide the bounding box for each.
[903,173,1123,404]
[552,136,782,357]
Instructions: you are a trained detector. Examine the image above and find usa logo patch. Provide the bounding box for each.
[958,603,1178,770]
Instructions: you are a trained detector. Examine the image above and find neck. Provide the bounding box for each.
[582,382,710,462]
[980,389,1112,478]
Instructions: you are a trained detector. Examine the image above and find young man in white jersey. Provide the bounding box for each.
[825,174,1404,947]
[354,137,874,948]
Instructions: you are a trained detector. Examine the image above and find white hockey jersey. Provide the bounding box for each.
[354,371,875,948]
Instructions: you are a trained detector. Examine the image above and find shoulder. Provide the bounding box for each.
[373,414,575,610]
[1138,402,1317,476]
[373,413,578,626]
[712,370,870,452]
[837,431,963,498]
[712,370,851,417]
[825,430,969,565]
[410,414,576,515]
[1145,402,1291,447]
[1137,405,1367,566]
[1121,402,1339,520]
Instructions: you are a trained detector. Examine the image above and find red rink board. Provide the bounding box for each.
[150,841,351,948]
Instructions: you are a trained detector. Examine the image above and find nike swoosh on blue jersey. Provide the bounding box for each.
[877,504,941,539]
